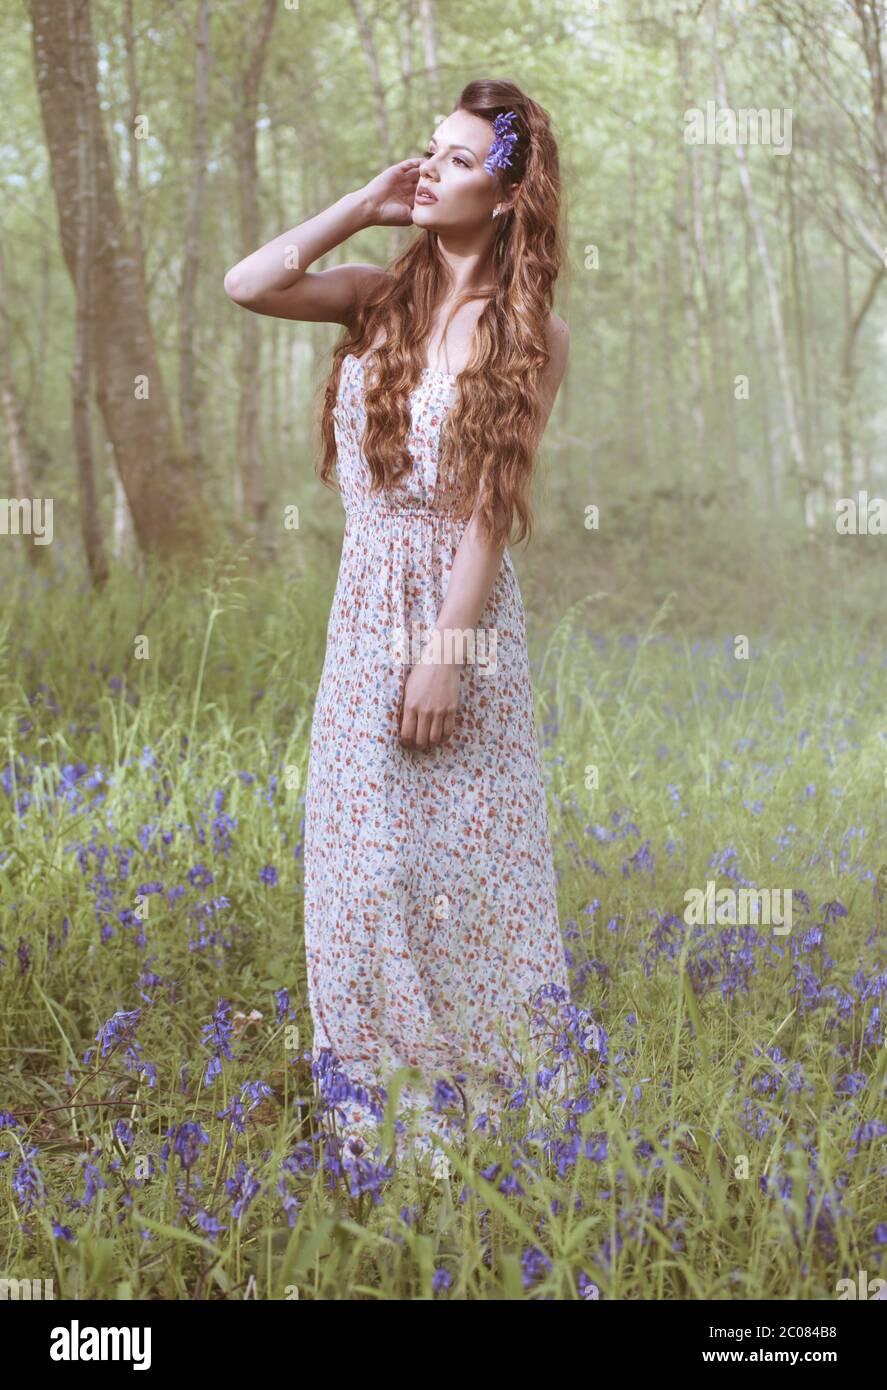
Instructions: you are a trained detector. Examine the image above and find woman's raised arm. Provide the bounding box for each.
[223,159,422,325]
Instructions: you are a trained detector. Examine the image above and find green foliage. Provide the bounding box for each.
[0,551,883,1299]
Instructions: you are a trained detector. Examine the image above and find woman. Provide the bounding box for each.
[225,78,576,1168]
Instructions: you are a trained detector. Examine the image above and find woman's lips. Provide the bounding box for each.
[415,188,437,203]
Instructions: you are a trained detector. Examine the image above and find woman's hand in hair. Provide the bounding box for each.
[359,158,422,227]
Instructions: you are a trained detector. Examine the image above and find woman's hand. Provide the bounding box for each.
[359,158,422,227]
[399,651,462,750]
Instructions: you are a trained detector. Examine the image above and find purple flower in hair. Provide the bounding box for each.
[484,110,519,175]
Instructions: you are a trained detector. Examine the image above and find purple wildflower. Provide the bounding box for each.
[340,1147,395,1202]
[520,1244,552,1287]
[483,110,519,175]
[217,1080,274,1134]
[72,1161,107,1209]
[195,1210,227,1239]
[822,900,848,925]
[200,998,235,1084]
[225,1161,263,1218]
[275,987,289,1024]
[12,1145,46,1214]
[172,1121,210,1171]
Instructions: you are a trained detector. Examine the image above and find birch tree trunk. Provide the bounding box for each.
[838,263,883,493]
[69,0,108,586]
[418,0,442,117]
[655,236,679,457]
[711,141,738,479]
[233,0,276,541]
[709,4,808,524]
[351,0,412,258]
[122,0,146,284]
[179,0,210,474]
[785,155,811,468]
[672,18,706,481]
[743,214,774,509]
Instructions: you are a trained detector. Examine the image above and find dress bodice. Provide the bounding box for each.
[332,353,467,521]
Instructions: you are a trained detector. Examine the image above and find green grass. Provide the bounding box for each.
[0,518,884,1300]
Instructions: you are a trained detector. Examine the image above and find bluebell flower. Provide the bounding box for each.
[275,987,289,1024]
[200,998,235,1085]
[172,1121,210,1171]
[195,1210,227,1239]
[225,1161,263,1218]
[12,1145,46,1213]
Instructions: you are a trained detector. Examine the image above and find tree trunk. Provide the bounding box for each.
[743,214,774,509]
[711,140,738,479]
[179,0,210,474]
[418,0,441,116]
[672,18,706,480]
[798,186,825,475]
[838,262,884,493]
[674,185,706,482]
[401,0,415,144]
[625,140,640,470]
[785,155,811,467]
[68,0,108,586]
[709,4,808,523]
[29,0,205,558]
[0,250,45,569]
[351,0,411,259]
[122,0,146,284]
[233,0,277,540]
[655,235,679,457]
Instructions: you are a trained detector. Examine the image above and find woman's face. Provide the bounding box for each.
[412,108,506,230]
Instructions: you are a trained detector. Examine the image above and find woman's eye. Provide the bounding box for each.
[422,149,469,167]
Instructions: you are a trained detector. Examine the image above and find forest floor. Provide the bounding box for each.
[0,527,884,1299]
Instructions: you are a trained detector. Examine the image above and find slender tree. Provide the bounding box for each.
[29,0,204,559]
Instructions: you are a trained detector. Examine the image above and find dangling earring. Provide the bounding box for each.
[492,203,502,219]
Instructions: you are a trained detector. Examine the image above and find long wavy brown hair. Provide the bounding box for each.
[316,78,564,547]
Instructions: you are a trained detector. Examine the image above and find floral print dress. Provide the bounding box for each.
[303,351,574,1164]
